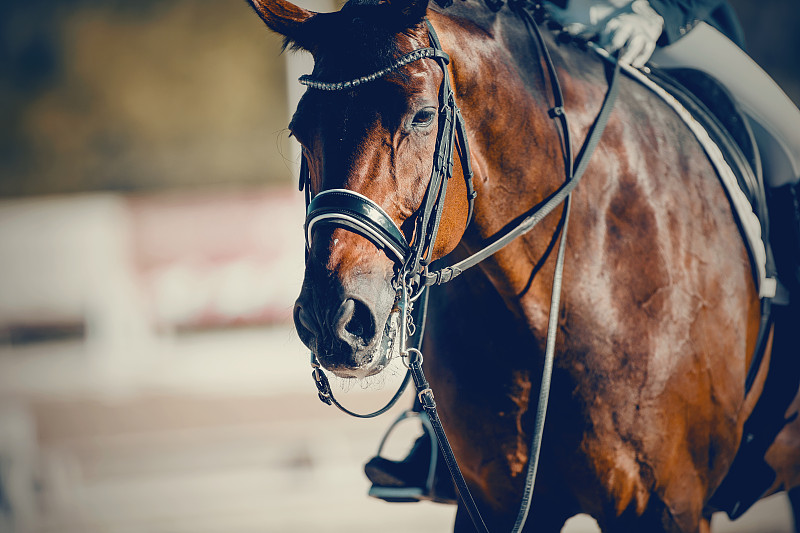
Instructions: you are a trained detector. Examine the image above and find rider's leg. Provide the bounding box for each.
[364,405,457,504]
[649,21,800,188]
[649,22,800,289]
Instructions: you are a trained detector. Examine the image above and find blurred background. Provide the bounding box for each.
[0,1,797,532]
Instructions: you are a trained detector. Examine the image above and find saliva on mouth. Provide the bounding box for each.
[328,306,402,382]
[364,307,402,378]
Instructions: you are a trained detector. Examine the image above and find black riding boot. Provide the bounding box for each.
[364,409,457,504]
[768,183,800,294]
[694,182,800,519]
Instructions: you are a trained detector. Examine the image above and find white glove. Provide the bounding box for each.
[547,0,664,68]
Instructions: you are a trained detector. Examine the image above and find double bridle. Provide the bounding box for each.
[302,20,476,295]
[297,5,622,533]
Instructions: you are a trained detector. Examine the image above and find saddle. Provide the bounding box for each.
[646,66,800,521]
[653,68,764,207]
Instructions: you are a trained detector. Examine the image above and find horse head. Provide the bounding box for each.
[249,0,473,379]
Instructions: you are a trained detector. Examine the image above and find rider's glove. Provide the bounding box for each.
[599,0,664,67]
[548,0,664,68]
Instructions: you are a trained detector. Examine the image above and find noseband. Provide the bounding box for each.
[301,20,476,292]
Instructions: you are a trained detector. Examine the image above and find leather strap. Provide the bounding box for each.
[409,353,491,533]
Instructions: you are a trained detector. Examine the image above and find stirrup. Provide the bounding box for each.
[366,409,441,503]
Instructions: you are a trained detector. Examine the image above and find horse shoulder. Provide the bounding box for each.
[551,46,759,529]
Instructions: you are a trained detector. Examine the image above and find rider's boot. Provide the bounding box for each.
[364,413,457,504]
[768,182,800,296]
[702,181,800,519]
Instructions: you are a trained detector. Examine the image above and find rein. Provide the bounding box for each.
[298,4,621,532]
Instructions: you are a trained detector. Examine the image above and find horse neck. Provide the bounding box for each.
[434,8,572,313]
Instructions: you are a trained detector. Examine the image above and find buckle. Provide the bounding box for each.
[312,367,333,405]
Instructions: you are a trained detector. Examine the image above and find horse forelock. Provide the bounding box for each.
[287,0,438,155]
[286,0,429,81]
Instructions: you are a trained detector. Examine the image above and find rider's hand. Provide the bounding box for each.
[599,0,663,67]
[548,0,664,68]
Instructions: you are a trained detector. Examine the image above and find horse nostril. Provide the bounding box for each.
[346,298,375,340]
[294,302,318,345]
[334,298,376,345]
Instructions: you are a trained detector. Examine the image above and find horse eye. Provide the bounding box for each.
[412,108,436,127]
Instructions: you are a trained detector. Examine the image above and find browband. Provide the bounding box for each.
[299,48,450,91]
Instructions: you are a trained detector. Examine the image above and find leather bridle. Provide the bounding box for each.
[301,20,476,296]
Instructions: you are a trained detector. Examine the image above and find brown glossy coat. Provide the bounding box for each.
[248,0,800,530]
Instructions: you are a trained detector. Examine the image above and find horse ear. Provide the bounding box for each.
[247,0,316,42]
[384,0,430,25]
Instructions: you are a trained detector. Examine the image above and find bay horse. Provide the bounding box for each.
[247,0,800,530]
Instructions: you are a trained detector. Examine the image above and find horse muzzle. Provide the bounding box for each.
[293,278,400,379]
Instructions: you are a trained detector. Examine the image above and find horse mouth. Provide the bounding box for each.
[325,308,402,380]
